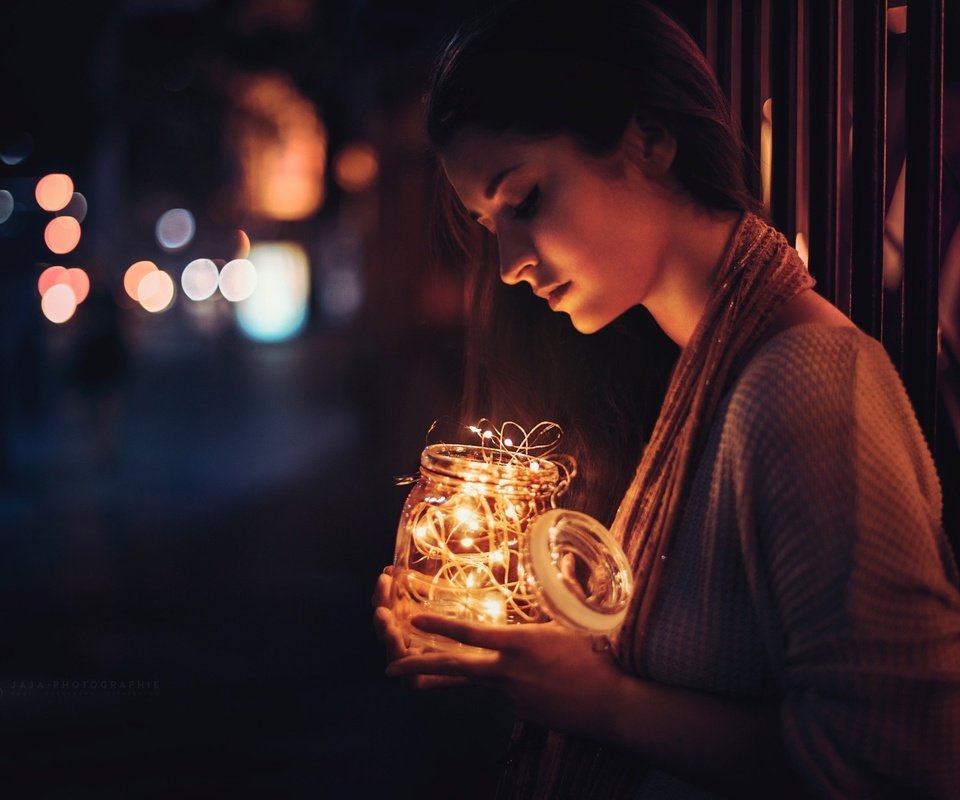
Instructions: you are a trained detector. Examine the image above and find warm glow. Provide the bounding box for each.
[155,208,196,251]
[38,265,67,296]
[138,270,175,313]
[181,258,219,301]
[235,229,251,259]
[124,260,159,300]
[64,268,90,304]
[44,216,81,254]
[41,283,77,323]
[333,142,379,192]
[35,173,74,212]
[234,72,327,220]
[481,598,506,623]
[761,98,772,210]
[795,232,809,268]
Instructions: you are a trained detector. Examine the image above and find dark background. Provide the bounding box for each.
[0,1,522,796]
[1,1,955,798]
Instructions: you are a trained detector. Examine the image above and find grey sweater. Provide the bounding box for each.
[500,324,960,799]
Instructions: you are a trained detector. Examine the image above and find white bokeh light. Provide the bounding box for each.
[181,258,220,301]
[219,258,258,302]
[155,208,196,251]
[41,283,78,323]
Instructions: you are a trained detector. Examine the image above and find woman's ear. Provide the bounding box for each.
[621,118,677,177]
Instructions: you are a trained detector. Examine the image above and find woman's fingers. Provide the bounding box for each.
[410,613,522,651]
[386,649,501,681]
[371,569,394,609]
[373,605,409,660]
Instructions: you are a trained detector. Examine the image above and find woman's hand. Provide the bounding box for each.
[371,568,470,689]
[385,614,626,738]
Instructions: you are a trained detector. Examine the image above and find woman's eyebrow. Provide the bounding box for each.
[484,163,525,198]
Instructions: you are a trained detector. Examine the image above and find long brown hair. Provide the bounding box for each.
[426,0,758,522]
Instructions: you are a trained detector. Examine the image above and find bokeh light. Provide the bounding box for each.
[36,174,75,212]
[333,142,379,192]
[41,283,78,323]
[0,132,33,165]
[235,73,326,220]
[155,208,196,251]
[236,242,309,342]
[235,229,251,259]
[44,216,82,254]
[321,269,364,318]
[38,265,67,296]
[138,270,175,313]
[219,258,257,302]
[62,192,88,222]
[0,190,13,224]
[64,267,90,304]
[181,258,219,301]
[124,260,159,300]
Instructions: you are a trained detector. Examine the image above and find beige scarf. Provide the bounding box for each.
[611,211,814,674]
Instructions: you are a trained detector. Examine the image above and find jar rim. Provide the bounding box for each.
[420,443,564,491]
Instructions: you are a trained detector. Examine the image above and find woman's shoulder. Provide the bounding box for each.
[724,321,931,477]
[733,322,895,412]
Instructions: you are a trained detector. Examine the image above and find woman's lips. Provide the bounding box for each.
[547,282,571,310]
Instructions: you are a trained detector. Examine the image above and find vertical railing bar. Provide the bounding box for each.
[740,0,764,202]
[805,0,840,299]
[770,0,798,237]
[850,0,886,341]
[902,0,944,443]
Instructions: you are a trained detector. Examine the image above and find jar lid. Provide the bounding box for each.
[526,509,633,635]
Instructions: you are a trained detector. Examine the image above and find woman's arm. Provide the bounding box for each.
[387,614,809,798]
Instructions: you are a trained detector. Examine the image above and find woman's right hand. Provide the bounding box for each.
[372,567,472,689]
[371,566,410,662]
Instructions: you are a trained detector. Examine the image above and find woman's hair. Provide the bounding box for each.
[425,0,757,522]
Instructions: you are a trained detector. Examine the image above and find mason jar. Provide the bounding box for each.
[391,443,632,652]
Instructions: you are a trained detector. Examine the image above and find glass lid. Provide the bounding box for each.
[526,509,633,635]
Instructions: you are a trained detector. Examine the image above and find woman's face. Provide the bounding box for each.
[441,127,680,334]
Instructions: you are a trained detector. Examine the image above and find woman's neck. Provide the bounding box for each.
[642,207,741,348]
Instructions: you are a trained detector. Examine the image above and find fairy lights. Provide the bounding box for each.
[392,420,576,648]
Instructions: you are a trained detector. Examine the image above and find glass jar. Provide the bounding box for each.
[391,443,632,652]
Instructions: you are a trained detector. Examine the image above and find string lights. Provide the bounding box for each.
[392,420,632,651]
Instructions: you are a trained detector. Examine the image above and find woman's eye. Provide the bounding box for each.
[512,186,540,219]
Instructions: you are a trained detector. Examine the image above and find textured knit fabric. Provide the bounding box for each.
[497,324,960,799]
[610,212,814,674]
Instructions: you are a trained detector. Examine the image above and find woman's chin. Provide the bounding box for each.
[567,312,608,335]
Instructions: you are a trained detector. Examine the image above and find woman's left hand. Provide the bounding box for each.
[385,615,626,739]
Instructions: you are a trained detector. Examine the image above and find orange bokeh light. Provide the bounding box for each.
[235,73,327,221]
[64,267,90,304]
[124,260,158,300]
[137,270,175,313]
[44,216,82,254]
[38,265,67,296]
[36,173,75,212]
[41,283,78,324]
[334,142,379,192]
[236,229,251,259]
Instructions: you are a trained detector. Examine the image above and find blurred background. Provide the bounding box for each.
[0,1,514,796]
[0,1,957,797]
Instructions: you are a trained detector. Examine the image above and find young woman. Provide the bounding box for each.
[373,2,960,796]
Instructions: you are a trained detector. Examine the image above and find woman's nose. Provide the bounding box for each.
[497,227,537,285]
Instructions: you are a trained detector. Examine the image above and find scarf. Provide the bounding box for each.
[610,210,815,674]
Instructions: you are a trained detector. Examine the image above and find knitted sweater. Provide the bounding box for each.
[498,324,960,798]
